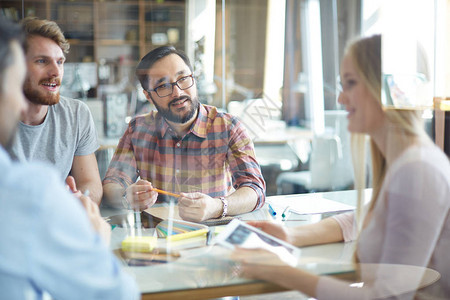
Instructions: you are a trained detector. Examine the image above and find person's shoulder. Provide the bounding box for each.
[395,143,450,182]
[6,160,62,198]
[203,104,239,124]
[421,143,450,173]
[403,143,449,167]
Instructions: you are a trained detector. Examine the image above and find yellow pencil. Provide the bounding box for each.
[153,188,181,198]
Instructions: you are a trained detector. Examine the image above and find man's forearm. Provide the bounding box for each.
[77,182,103,206]
[225,186,259,215]
[102,183,126,208]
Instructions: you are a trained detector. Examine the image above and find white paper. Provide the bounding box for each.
[267,195,355,215]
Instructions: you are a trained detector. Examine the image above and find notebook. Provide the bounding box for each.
[144,205,234,226]
[155,219,208,241]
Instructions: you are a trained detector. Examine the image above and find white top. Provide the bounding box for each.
[317,143,450,299]
[9,96,99,179]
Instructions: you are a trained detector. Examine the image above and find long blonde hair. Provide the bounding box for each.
[346,35,429,229]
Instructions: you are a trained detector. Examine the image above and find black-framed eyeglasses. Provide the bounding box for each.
[147,74,195,97]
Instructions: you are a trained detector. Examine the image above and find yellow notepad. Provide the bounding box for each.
[155,219,209,242]
[121,236,157,253]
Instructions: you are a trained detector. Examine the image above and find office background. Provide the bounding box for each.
[2,0,449,196]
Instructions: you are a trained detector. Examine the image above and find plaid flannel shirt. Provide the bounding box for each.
[103,104,266,210]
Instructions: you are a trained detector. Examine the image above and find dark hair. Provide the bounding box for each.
[0,17,25,94]
[136,46,193,91]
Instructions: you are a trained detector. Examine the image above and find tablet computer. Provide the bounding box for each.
[214,219,300,266]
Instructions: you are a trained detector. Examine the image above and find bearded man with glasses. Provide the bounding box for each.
[103,46,266,223]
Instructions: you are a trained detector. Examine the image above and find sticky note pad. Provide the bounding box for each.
[155,219,209,242]
[121,236,157,252]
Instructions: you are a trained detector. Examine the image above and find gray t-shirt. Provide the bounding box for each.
[9,96,99,179]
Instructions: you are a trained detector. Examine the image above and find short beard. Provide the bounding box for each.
[23,78,60,106]
[153,96,199,124]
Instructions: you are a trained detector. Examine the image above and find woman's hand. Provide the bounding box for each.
[245,220,294,244]
[231,248,293,282]
[231,247,318,298]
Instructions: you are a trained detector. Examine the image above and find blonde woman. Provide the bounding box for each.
[232,35,450,299]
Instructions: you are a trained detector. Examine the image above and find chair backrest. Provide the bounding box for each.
[325,110,355,187]
[309,134,342,190]
[309,111,355,190]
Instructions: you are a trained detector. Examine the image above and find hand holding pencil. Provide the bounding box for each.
[124,179,159,211]
[151,188,180,198]
[124,180,181,211]
[125,181,217,223]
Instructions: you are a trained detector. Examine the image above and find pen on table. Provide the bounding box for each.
[268,203,277,217]
[282,206,291,221]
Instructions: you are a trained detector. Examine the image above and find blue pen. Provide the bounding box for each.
[268,203,277,217]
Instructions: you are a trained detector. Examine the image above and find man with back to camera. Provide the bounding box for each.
[0,16,139,299]
[7,17,103,204]
[102,46,266,222]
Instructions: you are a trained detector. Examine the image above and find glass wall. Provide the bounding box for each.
[1,0,447,195]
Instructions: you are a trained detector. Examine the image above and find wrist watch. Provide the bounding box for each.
[219,196,228,218]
